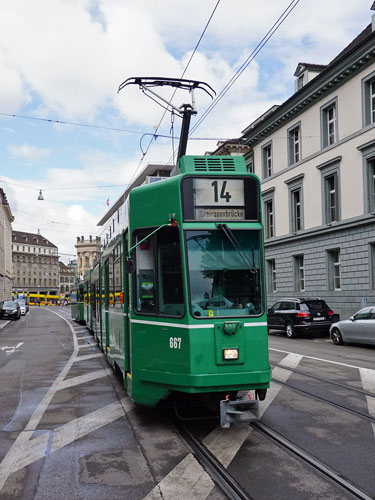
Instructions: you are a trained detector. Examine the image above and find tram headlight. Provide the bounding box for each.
[223,348,239,360]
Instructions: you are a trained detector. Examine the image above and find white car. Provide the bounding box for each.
[330,307,375,346]
[15,299,28,315]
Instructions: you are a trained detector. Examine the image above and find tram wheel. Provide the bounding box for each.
[285,321,295,338]
[331,327,344,345]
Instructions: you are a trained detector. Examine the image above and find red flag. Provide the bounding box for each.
[106,198,109,206]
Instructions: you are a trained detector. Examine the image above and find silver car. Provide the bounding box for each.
[14,299,28,315]
[330,307,375,346]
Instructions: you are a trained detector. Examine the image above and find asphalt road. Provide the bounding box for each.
[0,310,374,500]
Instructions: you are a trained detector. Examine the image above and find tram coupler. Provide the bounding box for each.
[220,395,259,428]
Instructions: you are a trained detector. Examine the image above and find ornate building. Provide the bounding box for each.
[59,261,76,296]
[75,235,101,278]
[0,188,14,301]
[12,231,59,295]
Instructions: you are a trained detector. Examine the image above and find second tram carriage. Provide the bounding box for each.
[72,154,271,426]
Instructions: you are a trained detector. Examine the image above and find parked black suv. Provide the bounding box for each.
[267,298,334,338]
[0,301,21,321]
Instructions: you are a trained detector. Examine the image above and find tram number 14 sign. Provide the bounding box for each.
[193,178,245,221]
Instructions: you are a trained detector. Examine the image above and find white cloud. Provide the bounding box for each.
[7,143,50,161]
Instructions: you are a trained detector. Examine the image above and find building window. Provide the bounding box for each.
[262,142,272,179]
[292,189,302,232]
[247,154,254,174]
[285,174,304,233]
[294,255,305,292]
[321,99,338,148]
[264,198,274,239]
[362,73,375,126]
[318,161,340,224]
[297,73,304,90]
[370,243,375,290]
[366,157,375,213]
[325,173,339,223]
[288,124,301,165]
[327,249,341,291]
[266,259,276,292]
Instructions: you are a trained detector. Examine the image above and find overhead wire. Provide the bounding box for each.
[125,0,222,187]
[189,0,301,136]
[13,209,98,229]
[1,111,235,142]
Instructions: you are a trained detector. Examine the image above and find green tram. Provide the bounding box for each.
[70,282,85,324]
[78,154,271,427]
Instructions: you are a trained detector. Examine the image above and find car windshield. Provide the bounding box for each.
[3,301,15,307]
[15,300,25,305]
[186,229,263,318]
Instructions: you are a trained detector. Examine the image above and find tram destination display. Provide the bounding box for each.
[182,176,259,222]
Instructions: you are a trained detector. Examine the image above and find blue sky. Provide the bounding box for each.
[0,0,372,261]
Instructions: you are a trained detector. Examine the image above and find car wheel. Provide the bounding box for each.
[331,327,344,345]
[285,321,296,338]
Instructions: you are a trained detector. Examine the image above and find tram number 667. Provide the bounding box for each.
[169,337,182,349]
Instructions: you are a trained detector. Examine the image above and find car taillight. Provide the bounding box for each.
[327,310,334,316]
[296,312,310,318]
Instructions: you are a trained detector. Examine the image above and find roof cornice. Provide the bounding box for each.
[243,30,375,147]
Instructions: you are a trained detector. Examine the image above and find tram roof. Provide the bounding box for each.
[96,162,174,226]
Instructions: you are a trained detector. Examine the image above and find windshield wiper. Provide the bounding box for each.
[216,224,255,274]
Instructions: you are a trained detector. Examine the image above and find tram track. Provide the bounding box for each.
[251,420,374,500]
[173,419,254,500]
[271,376,375,424]
[174,413,374,500]
[270,361,375,398]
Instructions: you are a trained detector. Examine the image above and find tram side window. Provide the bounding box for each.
[134,226,184,317]
[158,227,184,316]
[108,252,114,308]
[113,243,123,309]
[135,231,156,314]
[91,284,97,318]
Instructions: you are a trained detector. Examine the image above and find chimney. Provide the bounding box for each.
[89,235,92,242]
[77,236,80,242]
[81,236,84,241]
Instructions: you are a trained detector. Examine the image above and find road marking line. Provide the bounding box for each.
[143,454,214,500]
[0,310,79,490]
[269,347,371,371]
[57,369,112,391]
[50,398,131,453]
[359,368,375,438]
[4,399,131,476]
[72,353,103,362]
[0,343,24,355]
[143,352,302,500]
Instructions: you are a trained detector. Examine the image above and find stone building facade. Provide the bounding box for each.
[0,189,14,301]
[238,19,375,319]
[12,231,59,295]
[59,261,76,296]
[75,236,101,278]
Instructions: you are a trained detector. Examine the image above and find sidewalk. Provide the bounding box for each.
[0,319,11,330]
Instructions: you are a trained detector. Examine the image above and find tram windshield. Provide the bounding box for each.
[186,229,263,318]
